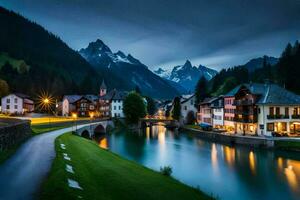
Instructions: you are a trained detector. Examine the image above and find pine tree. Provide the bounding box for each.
[172,97,181,120]
[195,77,208,104]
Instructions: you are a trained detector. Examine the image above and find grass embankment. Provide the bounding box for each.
[40,133,213,200]
[184,125,202,130]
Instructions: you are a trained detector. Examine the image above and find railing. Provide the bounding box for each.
[267,115,290,119]
[292,115,300,119]
[234,110,255,115]
[234,117,257,123]
[233,100,254,106]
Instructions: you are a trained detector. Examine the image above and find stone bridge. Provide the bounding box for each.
[75,120,114,139]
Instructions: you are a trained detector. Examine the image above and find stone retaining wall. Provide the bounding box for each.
[184,127,275,148]
[0,118,31,151]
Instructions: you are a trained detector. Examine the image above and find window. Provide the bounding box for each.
[14,98,18,103]
[285,107,289,116]
[269,107,274,116]
[114,106,116,110]
[6,105,10,109]
[119,106,121,110]
[184,106,187,110]
[14,105,18,109]
[276,107,280,115]
[267,123,274,131]
[6,98,10,103]
[258,108,261,114]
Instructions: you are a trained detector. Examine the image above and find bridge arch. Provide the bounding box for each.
[81,130,90,139]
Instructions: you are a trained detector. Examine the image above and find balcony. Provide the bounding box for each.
[233,100,254,106]
[292,115,300,119]
[267,114,290,120]
[234,110,255,115]
[234,117,257,123]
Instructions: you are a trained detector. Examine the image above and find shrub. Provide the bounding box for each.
[160,166,172,176]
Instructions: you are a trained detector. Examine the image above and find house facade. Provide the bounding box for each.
[197,97,216,125]
[211,97,224,129]
[255,84,300,136]
[223,94,236,133]
[179,94,197,123]
[1,93,34,114]
[111,91,127,118]
[62,95,97,117]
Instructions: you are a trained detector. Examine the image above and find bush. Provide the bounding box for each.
[160,166,172,176]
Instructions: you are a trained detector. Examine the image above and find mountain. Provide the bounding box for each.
[154,60,217,92]
[0,6,123,96]
[244,56,278,72]
[79,39,179,99]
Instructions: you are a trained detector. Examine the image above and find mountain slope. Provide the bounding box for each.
[244,56,278,72]
[0,6,124,96]
[154,60,217,92]
[79,40,179,99]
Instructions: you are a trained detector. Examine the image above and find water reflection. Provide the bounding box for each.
[224,146,235,168]
[249,151,256,175]
[95,125,300,200]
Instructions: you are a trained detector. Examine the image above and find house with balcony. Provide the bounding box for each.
[224,83,300,137]
[211,96,224,129]
[62,95,97,117]
[197,97,217,125]
[256,84,300,137]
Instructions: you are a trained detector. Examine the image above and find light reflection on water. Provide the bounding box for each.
[96,125,300,200]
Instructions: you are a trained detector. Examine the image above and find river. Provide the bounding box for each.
[95,124,300,200]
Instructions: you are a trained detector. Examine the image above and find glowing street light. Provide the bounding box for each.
[72,113,78,132]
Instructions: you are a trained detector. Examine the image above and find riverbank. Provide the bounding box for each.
[39,133,213,200]
[183,126,300,151]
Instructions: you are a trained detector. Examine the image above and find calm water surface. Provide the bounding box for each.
[96,125,300,200]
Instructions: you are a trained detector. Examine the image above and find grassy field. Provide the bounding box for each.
[40,133,213,200]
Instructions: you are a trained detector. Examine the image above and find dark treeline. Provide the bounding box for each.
[208,40,300,96]
[0,6,122,98]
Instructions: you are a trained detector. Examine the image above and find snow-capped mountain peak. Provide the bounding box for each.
[153,60,217,91]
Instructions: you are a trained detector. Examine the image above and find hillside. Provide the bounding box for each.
[79,39,179,99]
[0,6,123,96]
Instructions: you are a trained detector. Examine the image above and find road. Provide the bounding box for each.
[0,123,94,200]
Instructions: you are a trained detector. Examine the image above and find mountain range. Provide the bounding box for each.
[154,60,218,92]
[79,39,179,99]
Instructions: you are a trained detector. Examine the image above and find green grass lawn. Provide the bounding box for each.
[40,133,213,200]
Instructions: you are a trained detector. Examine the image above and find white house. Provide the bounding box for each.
[1,93,34,114]
[211,96,224,129]
[179,94,197,123]
[62,95,81,116]
[256,84,300,136]
[111,91,127,118]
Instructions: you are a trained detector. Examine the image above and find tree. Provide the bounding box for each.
[195,77,208,104]
[0,79,9,97]
[172,97,181,120]
[123,92,147,124]
[185,111,196,125]
[145,96,156,115]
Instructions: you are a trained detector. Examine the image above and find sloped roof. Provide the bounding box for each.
[100,80,107,89]
[112,91,127,100]
[181,94,195,103]
[85,94,98,102]
[99,90,115,100]
[225,83,300,105]
[63,95,82,103]
[200,97,218,105]
[257,84,300,105]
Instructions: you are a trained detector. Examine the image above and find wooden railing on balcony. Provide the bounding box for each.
[267,115,290,119]
[233,100,254,106]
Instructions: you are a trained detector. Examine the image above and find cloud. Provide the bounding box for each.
[1,0,300,70]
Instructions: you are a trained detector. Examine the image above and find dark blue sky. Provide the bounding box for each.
[1,0,300,70]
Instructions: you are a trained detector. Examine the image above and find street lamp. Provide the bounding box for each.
[72,113,78,132]
[89,112,94,134]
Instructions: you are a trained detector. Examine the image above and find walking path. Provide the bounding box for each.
[0,123,94,200]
